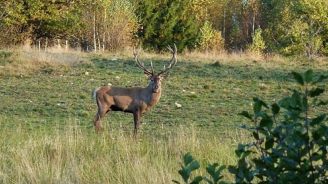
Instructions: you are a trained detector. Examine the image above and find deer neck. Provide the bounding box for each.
[145,85,162,107]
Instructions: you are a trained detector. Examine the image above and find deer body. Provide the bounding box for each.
[93,82,162,133]
[93,45,177,134]
[95,84,162,114]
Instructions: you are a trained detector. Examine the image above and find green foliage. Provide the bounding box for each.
[248,28,265,55]
[173,153,226,184]
[1,0,328,55]
[176,69,328,183]
[190,0,213,22]
[231,69,328,183]
[105,0,138,50]
[262,0,328,56]
[136,0,201,51]
[204,164,226,184]
[173,153,203,184]
[0,50,12,59]
[199,21,225,52]
[0,50,13,66]
[0,0,138,50]
[0,0,81,43]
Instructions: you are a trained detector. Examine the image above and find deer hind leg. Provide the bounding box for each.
[93,98,110,133]
[93,110,107,133]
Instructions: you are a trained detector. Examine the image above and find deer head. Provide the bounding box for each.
[133,44,177,93]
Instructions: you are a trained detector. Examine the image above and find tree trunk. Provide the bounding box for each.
[223,8,226,40]
[65,40,68,50]
[38,40,41,51]
[45,37,48,51]
[57,39,61,48]
[97,34,101,52]
[103,5,107,52]
[93,10,97,52]
[252,13,255,35]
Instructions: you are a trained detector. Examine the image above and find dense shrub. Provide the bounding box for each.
[174,69,328,183]
[199,21,225,53]
[247,28,265,55]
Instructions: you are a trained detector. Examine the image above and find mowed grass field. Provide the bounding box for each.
[0,49,327,183]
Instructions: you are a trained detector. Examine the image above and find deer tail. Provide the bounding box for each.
[92,87,101,101]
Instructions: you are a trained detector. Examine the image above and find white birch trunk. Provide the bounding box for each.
[93,11,97,52]
[45,38,48,51]
[65,40,69,50]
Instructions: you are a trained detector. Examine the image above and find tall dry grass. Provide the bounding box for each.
[0,118,245,184]
[0,47,88,77]
[2,46,327,77]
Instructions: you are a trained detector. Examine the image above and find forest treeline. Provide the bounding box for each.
[0,0,327,57]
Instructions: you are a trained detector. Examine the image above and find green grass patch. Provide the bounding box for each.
[0,50,327,183]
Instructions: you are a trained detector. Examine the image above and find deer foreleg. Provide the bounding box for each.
[133,111,141,135]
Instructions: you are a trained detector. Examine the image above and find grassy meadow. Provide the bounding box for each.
[0,49,327,183]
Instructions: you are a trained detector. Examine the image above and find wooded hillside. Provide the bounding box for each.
[1,0,327,57]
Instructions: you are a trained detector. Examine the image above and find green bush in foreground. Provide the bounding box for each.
[175,69,328,184]
[173,153,226,184]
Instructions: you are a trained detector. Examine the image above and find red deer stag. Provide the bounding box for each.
[93,45,177,134]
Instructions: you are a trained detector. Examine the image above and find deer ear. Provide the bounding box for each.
[158,73,167,79]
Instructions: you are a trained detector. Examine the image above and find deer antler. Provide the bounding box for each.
[158,44,177,76]
[133,48,154,75]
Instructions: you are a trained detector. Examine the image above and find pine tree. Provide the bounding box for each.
[136,0,201,51]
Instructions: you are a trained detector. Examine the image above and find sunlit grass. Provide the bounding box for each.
[0,49,327,183]
[0,118,245,183]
